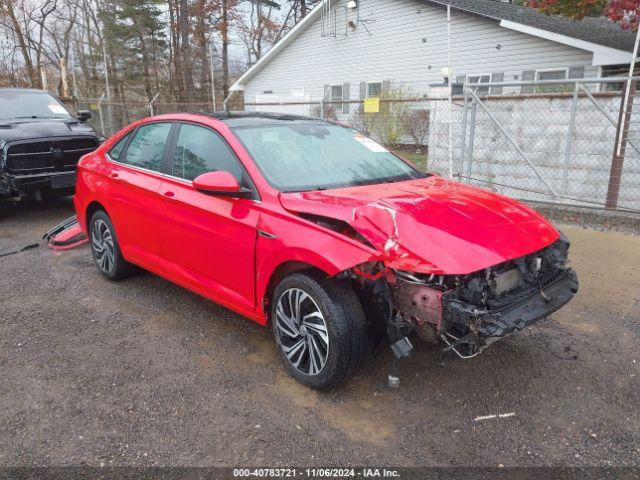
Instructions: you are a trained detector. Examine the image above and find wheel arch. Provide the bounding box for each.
[85,201,108,230]
[261,260,331,324]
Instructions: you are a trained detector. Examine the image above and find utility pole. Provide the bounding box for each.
[606,80,636,209]
[221,0,229,99]
[605,26,640,209]
[102,41,111,100]
[447,4,453,180]
[210,42,217,111]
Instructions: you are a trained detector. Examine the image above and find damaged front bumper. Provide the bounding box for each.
[442,269,579,357]
[351,237,580,360]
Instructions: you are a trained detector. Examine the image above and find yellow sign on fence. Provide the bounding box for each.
[364,97,380,113]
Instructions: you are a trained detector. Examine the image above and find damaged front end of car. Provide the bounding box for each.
[348,235,579,359]
[280,177,579,360]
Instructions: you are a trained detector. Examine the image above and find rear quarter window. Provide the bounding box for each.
[108,133,132,161]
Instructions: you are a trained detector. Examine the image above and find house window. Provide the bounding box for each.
[536,69,567,81]
[536,68,569,93]
[466,74,491,94]
[331,84,343,102]
[601,65,630,92]
[367,82,382,98]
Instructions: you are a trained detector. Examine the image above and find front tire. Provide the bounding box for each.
[271,270,368,390]
[89,210,136,281]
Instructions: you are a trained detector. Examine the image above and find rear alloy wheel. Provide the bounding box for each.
[272,271,368,389]
[91,218,115,274]
[89,210,136,280]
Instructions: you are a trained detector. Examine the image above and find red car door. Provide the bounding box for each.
[156,122,259,314]
[103,122,173,267]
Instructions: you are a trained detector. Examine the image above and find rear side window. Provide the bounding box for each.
[108,133,132,161]
[172,123,244,182]
[122,123,171,172]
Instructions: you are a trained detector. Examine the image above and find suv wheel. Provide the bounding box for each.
[271,270,367,390]
[89,210,136,280]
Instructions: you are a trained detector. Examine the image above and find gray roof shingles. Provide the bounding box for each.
[420,0,635,52]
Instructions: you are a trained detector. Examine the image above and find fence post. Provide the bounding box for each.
[97,94,106,138]
[106,100,114,138]
[606,79,636,209]
[149,92,160,116]
[465,97,476,182]
[459,89,468,177]
[562,81,579,195]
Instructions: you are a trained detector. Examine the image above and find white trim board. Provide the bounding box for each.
[500,20,633,67]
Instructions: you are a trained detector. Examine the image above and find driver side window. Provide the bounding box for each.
[172,123,244,182]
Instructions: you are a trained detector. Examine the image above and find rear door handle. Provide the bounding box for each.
[109,173,122,182]
[163,191,175,198]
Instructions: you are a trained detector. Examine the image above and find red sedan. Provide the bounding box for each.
[74,112,578,389]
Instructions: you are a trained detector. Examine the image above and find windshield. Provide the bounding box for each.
[233,123,425,192]
[0,90,73,120]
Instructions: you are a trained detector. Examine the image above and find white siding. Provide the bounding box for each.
[242,0,596,103]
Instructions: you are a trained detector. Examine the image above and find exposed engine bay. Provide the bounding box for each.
[348,235,579,359]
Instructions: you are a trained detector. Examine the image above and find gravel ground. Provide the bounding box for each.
[0,197,639,467]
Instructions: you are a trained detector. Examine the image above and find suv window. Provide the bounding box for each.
[122,123,171,172]
[172,123,244,182]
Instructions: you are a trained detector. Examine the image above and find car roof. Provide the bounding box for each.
[200,111,329,127]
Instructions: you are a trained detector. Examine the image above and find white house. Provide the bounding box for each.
[230,0,636,104]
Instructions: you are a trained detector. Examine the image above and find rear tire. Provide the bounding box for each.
[271,270,368,390]
[89,210,136,281]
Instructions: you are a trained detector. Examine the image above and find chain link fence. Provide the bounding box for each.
[77,76,640,212]
[75,96,215,139]
[441,77,640,213]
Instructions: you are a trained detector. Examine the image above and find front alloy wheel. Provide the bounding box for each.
[275,288,330,376]
[271,271,368,390]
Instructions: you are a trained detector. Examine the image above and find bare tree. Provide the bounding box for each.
[0,0,41,87]
[0,0,317,105]
[236,0,281,65]
[400,109,430,153]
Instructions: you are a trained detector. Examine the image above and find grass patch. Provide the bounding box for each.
[397,151,428,172]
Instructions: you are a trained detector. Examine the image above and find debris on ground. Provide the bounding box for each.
[474,413,516,422]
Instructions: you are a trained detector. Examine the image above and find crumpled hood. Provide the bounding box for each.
[0,119,96,145]
[279,176,559,275]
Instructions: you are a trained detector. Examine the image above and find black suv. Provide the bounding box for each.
[0,88,100,200]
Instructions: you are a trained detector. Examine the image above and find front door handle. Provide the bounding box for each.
[163,191,175,199]
[109,173,120,181]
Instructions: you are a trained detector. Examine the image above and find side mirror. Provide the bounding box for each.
[77,110,92,123]
[193,171,251,197]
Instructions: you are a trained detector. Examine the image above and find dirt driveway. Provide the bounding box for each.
[1,198,639,467]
